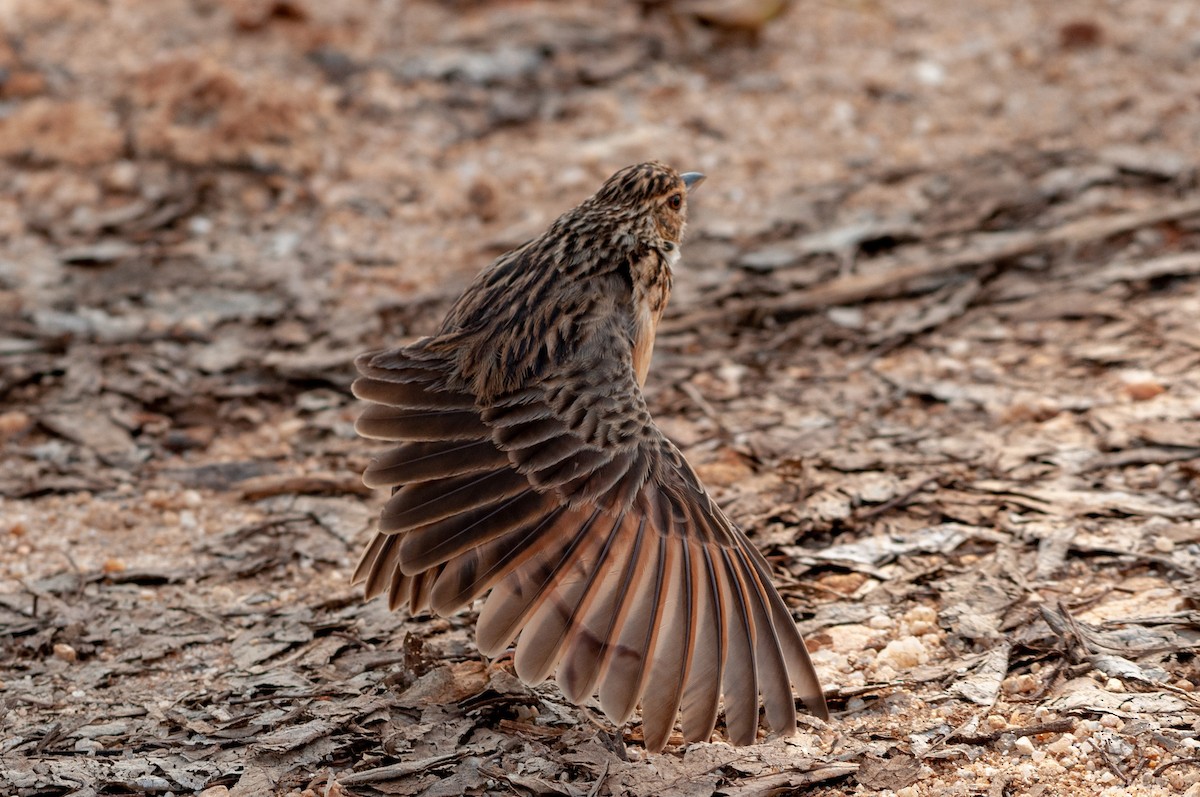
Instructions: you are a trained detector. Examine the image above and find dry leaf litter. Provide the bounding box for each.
[2,1,1199,795]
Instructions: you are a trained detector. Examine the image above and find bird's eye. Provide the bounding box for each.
[668,193,683,210]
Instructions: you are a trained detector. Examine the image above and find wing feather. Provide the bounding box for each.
[555,512,648,703]
[352,333,828,751]
[475,508,605,659]
[364,439,506,487]
[734,545,797,737]
[716,547,760,745]
[597,523,670,725]
[380,469,528,533]
[513,510,630,684]
[678,540,724,742]
[428,502,567,615]
[640,532,695,752]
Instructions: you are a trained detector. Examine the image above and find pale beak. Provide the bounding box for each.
[681,172,706,192]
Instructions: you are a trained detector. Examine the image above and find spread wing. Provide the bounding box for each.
[352,336,828,751]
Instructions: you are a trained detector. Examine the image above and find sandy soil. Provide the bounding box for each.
[2,1,1199,795]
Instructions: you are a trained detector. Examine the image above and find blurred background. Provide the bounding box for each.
[2,0,1196,501]
[3,1,1200,794]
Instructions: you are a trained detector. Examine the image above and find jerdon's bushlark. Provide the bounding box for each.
[353,162,828,751]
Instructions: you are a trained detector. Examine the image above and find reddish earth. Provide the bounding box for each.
[2,1,1199,795]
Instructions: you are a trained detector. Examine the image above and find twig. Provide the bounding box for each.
[948,717,1075,745]
[923,710,987,757]
[303,510,353,548]
[585,761,610,797]
[217,514,313,545]
[1151,756,1200,778]
[338,753,463,785]
[1081,446,1200,473]
[226,689,328,705]
[1044,600,1094,661]
[1097,742,1131,786]
[662,196,1200,334]
[33,722,68,754]
[678,381,734,438]
[854,475,941,520]
[60,550,86,602]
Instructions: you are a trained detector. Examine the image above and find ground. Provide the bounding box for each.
[2,0,1199,795]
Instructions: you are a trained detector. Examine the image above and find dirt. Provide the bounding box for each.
[2,0,1199,795]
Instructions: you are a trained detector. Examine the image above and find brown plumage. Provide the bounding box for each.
[353,162,828,751]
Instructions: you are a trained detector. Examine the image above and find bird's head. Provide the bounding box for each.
[591,162,706,251]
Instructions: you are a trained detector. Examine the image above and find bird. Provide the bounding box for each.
[352,162,829,752]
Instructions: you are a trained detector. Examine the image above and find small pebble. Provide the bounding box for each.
[1059,20,1104,49]
[905,605,938,624]
[73,738,102,753]
[914,59,946,86]
[820,572,868,595]
[876,636,927,669]
[1152,536,1175,553]
[823,623,876,655]
[466,177,502,221]
[1046,733,1076,755]
[1120,370,1166,401]
[53,643,78,663]
[0,410,32,441]
[1003,674,1039,694]
[278,418,305,436]
[1014,736,1036,755]
[188,216,213,235]
[105,160,139,191]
